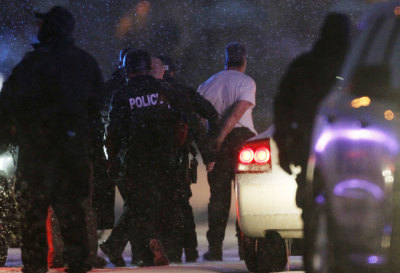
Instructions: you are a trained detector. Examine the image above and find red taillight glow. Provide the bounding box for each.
[254,147,270,164]
[237,138,272,173]
[239,148,254,164]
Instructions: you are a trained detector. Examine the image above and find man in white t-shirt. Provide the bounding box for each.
[198,42,257,261]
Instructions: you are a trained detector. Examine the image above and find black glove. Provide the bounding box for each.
[278,149,292,175]
[189,157,198,184]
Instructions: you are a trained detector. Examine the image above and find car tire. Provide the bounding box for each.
[258,230,287,272]
[286,238,303,256]
[240,230,287,273]
[241,234,258,272]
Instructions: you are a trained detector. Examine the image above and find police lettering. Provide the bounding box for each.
[129,93,159,109]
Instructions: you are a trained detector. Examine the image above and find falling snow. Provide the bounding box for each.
[0,0,374,132]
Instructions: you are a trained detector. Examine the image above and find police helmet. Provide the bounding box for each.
[119,47,135,64]
[123,49,152,74]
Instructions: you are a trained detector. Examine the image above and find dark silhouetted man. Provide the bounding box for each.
[273,13,350,273]
[0,6,105,273]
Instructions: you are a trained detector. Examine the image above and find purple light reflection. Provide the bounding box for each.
[368,256,379,264]
[315,128,399,154]
[315,194,326,204]
[367,255,385,265]
[383,225,392,235]
[350,253,386,265]
[333,179,384,200]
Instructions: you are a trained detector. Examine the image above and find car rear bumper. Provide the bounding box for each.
[235,170,303,238]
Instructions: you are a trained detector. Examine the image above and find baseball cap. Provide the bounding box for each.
[35,6,75,38]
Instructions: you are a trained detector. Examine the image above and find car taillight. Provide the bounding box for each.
[254,147,270,164]
[239,148,254,164]
[237,138,271,173]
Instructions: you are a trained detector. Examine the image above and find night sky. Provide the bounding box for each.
[0,0,375,132]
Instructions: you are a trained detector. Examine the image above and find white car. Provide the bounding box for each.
[235,126,303,272]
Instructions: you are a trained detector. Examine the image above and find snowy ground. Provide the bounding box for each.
[0,161,304,272]
[1,221,304,272]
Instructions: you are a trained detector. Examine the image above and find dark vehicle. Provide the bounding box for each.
[305,1,400,272]
[0,145,19,266]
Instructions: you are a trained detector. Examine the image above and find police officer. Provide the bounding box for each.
[105,49,176,267]
[98,48,137,267]
[157,55,219,262]
[95,47,134,233]
[0,6,105,273]
[104,49,215,267]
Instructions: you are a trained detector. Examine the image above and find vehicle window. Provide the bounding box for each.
[351,64,391,99]
[340,16,379,85]
[364,17,397,65]
[389,20,400,90]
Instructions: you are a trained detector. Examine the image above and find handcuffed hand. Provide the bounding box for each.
[206,161,215,172]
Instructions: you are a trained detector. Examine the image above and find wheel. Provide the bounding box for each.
[286,238,303,256]
[239,231,287,273]
[241,234,257,273]
[258,230,287,272]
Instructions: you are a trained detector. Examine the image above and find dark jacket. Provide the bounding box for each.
[160,78,217,164]
[163,76,219,136]
[0,39,105,153]
[92,68,124,229]
[273,14,350,173]
[0,39,105,199]
[107,75,215,168]
[104,68,125,114]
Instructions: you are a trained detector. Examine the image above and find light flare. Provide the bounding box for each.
[0,73,3,91]
[239,148,254,164]
[395,6,400,15]
[116,15,133,38]
[333,179,384,200]
[136,1,151,17]
[254,147,270,164]
[351,96,371,108]
[315,128,399,154]
[384,110,394,120]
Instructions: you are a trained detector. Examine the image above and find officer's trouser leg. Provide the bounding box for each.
[103,200,131,255]
[182,200,198,250]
